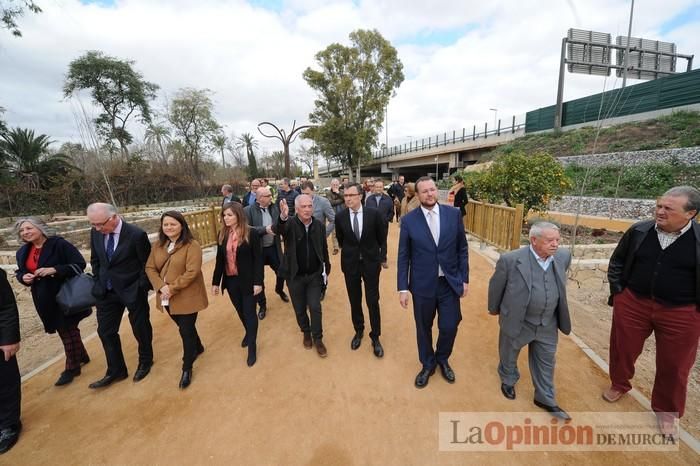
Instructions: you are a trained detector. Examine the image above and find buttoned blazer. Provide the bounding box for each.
[335,206,387,273]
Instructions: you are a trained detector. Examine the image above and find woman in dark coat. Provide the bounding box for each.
[15,217,91,386]
[212,202,264,367]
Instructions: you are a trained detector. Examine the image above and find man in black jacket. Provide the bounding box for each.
[245,186,289,320]
[87,203,153,388]
[336,183,387,357]
[604,186,700,437]
[0,269,21,454]
[275,195,331,358]
[365,179,394,268]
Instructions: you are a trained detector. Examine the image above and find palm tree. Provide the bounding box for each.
[211,132,228,168]
[0,127,75,190]
[144,122,172,165]
[237,132,259,179]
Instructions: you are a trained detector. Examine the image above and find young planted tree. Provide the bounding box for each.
[63,50,159,159]
[168,88,220,190]
[303,29,404,179]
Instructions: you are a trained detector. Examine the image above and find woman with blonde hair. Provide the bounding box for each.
[14,217,91,386]
[145,211,208,389]
[212,202,264,367]
[400,183,420,222]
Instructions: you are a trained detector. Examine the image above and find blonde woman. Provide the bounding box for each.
[145,211,208,389]
[212,202,264,367]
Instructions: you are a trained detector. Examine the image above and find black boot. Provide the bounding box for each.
[179,370,192,389]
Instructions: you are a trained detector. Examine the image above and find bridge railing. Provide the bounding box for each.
[372,116,526,160]
[465,200,525,251]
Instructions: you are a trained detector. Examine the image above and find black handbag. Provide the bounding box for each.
[56,264,97,316]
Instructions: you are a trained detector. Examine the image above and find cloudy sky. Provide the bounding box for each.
[1,0,698,155]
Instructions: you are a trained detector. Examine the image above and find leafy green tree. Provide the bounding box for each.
[144,121,172,165]
[237,132,258,179]
[1,0,41,37]
[466,152,572,213]
[303,29,404,178]
[63,50,159,159]
[168,88,220,189]
[0,127,75,189]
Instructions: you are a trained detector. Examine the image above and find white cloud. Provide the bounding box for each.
[0,0,697,155]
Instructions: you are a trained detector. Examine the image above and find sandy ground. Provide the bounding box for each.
[5,223,699,465]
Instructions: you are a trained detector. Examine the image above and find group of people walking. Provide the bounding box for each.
[0,178,698,454]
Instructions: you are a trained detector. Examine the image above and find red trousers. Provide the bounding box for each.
[609,288,700,417]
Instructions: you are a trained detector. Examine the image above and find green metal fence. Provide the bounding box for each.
[526,68,700,132]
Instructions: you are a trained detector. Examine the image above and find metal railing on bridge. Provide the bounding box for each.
[372,115,526,160]
[465,200,525,251]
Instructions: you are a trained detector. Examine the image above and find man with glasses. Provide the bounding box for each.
[245,186,290,320]
[243,179,261,207]
[86,203,153,389]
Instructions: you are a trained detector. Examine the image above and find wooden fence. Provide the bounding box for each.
[184,207,221,247]
[465,201,525,251]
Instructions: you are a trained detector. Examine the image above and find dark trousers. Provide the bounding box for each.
[57,324,89,371]
[288,272,323,340]
[344,260,381,340]
[257,245,286,309]
[412,277,462,369]
[610,288,700,417]
[0,355,20,429]
[223,275,258,349]
[167,310,202,371]
[96,289,153,376]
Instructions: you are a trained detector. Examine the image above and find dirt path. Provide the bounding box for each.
[5,223,699,464]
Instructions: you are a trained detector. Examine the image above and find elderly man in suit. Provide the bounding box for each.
[488,221,572,420]
[87,202,153,388]
[221,184,241,206]
[366,179,394,269]
[336,182,387,357]
[242,179,261,207]
[0,270,21,454]
[245,186,289,320]
[604,186,699,437]
[398,177,469,389]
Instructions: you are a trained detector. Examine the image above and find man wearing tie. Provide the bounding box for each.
[87,203,153,388]
[398,177,469,388]
[366,179,394,269]
[335,183,387,357]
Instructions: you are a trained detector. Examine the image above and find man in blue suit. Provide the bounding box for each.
[398,176,469,388]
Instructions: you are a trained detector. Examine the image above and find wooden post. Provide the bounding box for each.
[511,204,525,250]
[208,207,218,247]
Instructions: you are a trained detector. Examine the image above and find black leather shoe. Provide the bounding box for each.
[241,335,249,348]
[534,399,571,420]
[414,366,435,389]
[277,291,290,303]
[371,339,384,358]
[247,346,257,367]
[501,383,516,400]
[258,306,266,320]
[80,354,91,365]
[133,362,153,382]
[0,422,22,454]
[350,332,363,350]
[179,370,192,389]
[438,362,455,383]
[55,368,81,386]
[89,372,128,389]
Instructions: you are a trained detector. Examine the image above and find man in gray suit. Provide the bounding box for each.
[488,222,572,420]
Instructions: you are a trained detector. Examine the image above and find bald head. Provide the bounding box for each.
[257,186,272,208]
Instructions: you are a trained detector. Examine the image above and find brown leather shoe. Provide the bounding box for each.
[315,339,328,358]
[602,386,625,402]
[303,332,312,349]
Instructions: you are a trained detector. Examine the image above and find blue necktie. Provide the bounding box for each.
[106,233,115,290]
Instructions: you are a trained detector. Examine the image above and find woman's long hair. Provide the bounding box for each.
[218,202,249,245]
[14,216,53,242]
[158,211,194,247]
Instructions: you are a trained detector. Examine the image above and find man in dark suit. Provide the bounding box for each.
[335,183,387,357]
[87,203,153,388]
[221,184,241,206]
[365,179,394,269]
[488,222,572,420]
[245,186,289,320]
[242,179,261,207]
[274,195,331,358]
[0,269,21,454]
[397,177,469,389]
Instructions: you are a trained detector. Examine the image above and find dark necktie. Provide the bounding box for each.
[353,211,360,240]
[106,233,115,290]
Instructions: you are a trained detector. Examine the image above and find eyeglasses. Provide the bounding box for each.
[90,215,114,229]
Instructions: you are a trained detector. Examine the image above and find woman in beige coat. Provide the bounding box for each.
[400,182,420,223]
[146,211,208,389]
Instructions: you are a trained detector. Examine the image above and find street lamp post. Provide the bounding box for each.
[489,108,498,132]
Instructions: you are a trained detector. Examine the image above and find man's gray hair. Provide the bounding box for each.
[14,216,54,241]
[663,185,700,213]
[295,194,312,207]
[87,202,118,216]
[529,221,560,238]
[222,184,233,193]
